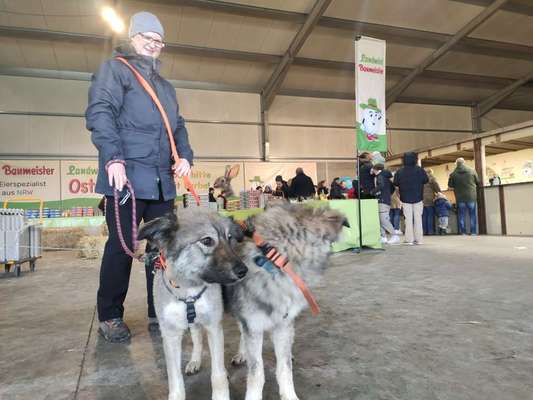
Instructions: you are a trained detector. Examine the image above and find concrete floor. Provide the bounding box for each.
[1,235,533,400]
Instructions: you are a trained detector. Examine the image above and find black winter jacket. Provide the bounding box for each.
[359,161,375,195]
[86,45,194,200]
[375,169,394,205]
[289,173,315,199]
[393,152,429,204]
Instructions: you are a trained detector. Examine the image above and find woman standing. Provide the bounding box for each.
[86,12,194,342]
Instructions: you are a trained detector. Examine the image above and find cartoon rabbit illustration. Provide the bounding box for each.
[213,164,240,197]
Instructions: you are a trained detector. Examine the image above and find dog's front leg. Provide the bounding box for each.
[244,330,265,400]
[185,324,203,375]
[272,323,298,400]
[205,322,230,400]
[162,330,185,400]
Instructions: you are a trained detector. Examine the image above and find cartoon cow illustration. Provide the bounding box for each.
[357,98,383,142]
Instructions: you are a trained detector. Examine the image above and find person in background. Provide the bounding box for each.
[434,192,452,235]
[489,174,501,186]
[448,158,480,235]
[263,185,273,194]
[422,168,441,235]
[358,152,375,199]
[347,179,359,199]
[393,152,428,245]
[273,180,287,199]
[208,187,216,203]
[255,186,263,193]
[317,180,329,198]
[390,187,402,234]
[329,177,345,199]
[289,167,315,201]
[86,11,193,342]
[275,175,290,199]
[372,164,400,244]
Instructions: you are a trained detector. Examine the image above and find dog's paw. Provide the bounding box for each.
[185,359,202,375]
[231,353,246,366]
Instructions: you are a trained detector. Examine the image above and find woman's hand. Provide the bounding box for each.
[173,159,191,177]
[107,162,128,191]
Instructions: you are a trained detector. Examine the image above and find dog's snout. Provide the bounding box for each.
[233,262,248,279]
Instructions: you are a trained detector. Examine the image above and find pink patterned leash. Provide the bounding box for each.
[113,181,142,261]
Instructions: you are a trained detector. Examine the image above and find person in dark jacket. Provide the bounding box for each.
[358,152,375,199]
[448,158,480,235]
[289,168,315,201]
[275,175,290,200]
[85,12,194,342]
[393,152,428,245]
[372,164,400,244]
[329,178,345,199]
[434,192,452,235]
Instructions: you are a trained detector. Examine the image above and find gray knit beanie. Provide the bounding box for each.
[128,11,164,39]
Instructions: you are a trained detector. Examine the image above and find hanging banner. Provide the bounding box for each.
[355,36,387,152]
[61,160,101,208]
[177,162,245,196]
[0,160,61,206]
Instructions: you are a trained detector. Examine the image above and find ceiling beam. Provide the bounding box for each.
[2,25,530,91]
[449,0,533,16]
[386,0,510,108]
[475,70,533,117]
[261,0,333,111]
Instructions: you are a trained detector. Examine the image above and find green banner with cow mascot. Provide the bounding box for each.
[355,37,387,152]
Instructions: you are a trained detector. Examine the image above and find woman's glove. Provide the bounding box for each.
[173,159,191,177]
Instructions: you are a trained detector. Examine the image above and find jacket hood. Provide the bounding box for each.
[403,152,418,167]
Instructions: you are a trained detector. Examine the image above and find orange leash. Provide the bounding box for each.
[116,57,200,206]
[240,222,320,316]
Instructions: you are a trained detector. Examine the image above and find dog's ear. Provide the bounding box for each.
[138,212,179,248]
[320,209,349,242]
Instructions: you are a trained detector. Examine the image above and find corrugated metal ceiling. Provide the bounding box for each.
[0,0,532,113]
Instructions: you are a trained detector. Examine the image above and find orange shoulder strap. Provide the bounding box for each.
[116,56,200,206]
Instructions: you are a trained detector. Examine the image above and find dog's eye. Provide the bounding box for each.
[200,237,215,247]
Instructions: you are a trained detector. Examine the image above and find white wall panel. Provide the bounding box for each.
[187,123,261,159]
[268,126,355,159]
[484,187,502,235]
[504,183,533,236]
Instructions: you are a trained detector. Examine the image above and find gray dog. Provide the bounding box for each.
[190,204,348,400]
[139,209,248,400]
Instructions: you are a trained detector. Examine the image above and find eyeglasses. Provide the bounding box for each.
[138,33,165,48]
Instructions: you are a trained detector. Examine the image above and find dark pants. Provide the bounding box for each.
[97,195,174,322]
[422,206,435,235]
[390,208,401,230]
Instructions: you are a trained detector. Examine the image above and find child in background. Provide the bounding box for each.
[434,192,452,235]
[372,164,400,245]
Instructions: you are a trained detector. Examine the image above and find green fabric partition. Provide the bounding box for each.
[306,199,382,251]
[222,200,382,252]
[218,208,264,220]
[42,216,105,228]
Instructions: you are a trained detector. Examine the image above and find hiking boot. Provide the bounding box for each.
[98,318,131,343]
